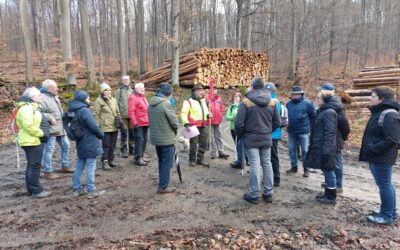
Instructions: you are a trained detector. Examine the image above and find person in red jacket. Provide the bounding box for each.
[128,82,150,166]
[206,89,230,159]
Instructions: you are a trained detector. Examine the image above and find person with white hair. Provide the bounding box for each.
[17,87,52,198]
[128,82,150,166]
[39,79,73,179]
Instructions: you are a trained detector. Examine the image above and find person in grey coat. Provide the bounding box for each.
[39,79,72,179]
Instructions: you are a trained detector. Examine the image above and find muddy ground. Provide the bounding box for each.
[0,121,399,249]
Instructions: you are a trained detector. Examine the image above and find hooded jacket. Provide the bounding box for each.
[148,94,178,146]
[235,89,281,148]
[68,100,104,159]
[39,90,65,136]
[286,96,316,135]
[93,96,121,132]
[115,84,132,118]
[205,94,224,125]
[226,103,239,130]
[359,98,400,165]
[128,92,149,127]
[271,92,283,140]
[16,96,44,146]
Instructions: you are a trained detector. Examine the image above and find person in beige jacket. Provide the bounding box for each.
[93,82,121,170]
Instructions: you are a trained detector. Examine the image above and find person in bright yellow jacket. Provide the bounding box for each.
[16,87,52,198]
[181,83,210,167]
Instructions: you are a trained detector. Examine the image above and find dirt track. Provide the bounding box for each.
[0,121,399,249]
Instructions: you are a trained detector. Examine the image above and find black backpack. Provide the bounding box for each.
[62,111,83,141]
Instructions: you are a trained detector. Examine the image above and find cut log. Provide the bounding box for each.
[353,77,400,83]
[359,68,400,77]
[346,101,370,109]
[345,89,372,96]
[351,96,371,102]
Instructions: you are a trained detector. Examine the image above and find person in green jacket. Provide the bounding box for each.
[16,87,51,198]
[226,91,244,169]
[115,75,134,158]
[93,82,121,170]
[148,83,178,194]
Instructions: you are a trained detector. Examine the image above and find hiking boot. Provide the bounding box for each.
[243,193,259,204]
[157,187,176,194]
[369,210,397,221]
[102,160,112,170]
[134,158,148,166]
[303,170,310,177]
[189,161,196,167]
[230,161,242,169]
[142,156,150,163]
[367,214,393,225]
[87,190,106,199]
[218,152,230,159]
[72,190,86,198]
[33,191,52,198]
[43,172,60,179]
[274,181,280,187]
[121,147,129,158]
[196,159,210,167]
[108,161,120,168]
[262,194,273,203]
[316,188,336,205]
[286,168,298,174]
[129,146,135,155]
[337,187,343,193]
[60,166,74,173]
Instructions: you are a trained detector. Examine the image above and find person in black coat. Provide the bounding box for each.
[305,87,338,204]
[68,91,105,199]
[359,87,400,225]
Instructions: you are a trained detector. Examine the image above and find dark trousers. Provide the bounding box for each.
[189,127,209,163]
[231,130,244,165]
[22,145,44,195]
[102,131,118,162]
[156,145,174,189]
[120,118,135,150]
[134,126,148,160]
[271,139,280,183]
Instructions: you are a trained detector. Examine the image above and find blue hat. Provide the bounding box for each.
[74,91,89,101]
[264,82,276,92]
[160,82,173,96]
[320,83,335,91]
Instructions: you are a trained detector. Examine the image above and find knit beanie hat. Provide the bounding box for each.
[100,82,111,93]
[160,82,173,96]
[74,91,89,101]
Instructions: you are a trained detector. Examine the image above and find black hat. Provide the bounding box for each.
[192,83,204,91]
[159,82,173,96]
[290,86,305,95]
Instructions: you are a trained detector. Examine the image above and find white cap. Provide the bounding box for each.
[23,87,41,98]
[122,75,130,80]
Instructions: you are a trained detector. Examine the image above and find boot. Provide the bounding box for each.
[218,152,230,159]
[134,158,148,166]
[109,161,120,168]
[316,188,336,205]
[142,156,150,163]
[129,145,135,155]
[102,160,112,170]
[121,146,129,158]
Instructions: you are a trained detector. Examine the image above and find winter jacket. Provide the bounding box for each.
[235,89,280,148]
[39,91,65,136]
[226,103,239,130]
[68,100,104,159]
[16,96,44,146]
[148,93,178,146]
[359,98,400,165]
[181,94,209,128]
[93,96,121,132]
[205,94,224,125]
[271,93,282,140]
[128,92,149,127]
[322,96,350,152]
[115,84,132,118]
[305,98,338,170]
[286,96,316,135]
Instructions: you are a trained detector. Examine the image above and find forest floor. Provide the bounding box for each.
[0,121,399,249]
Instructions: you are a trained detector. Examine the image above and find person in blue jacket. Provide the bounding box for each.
[264,82,283,186]
[286,86,316,177]
[68,91,105,199]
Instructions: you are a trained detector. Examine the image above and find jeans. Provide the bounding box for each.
[210,125,224,156]
[101,131,118,162]
[72,158,97,193]
[120,118,134,149]
[323,169,336,188]
[189,127,209,163]
[22,145,44,195]
[230,130,243,166]
[369,163,397,220]
[246,147,273,199]
[156,145,174,189]
[335,152,344,188]
[134,126,148,160]
[288,132,309,171]
[43,135,70,173]
[271,139,280,183]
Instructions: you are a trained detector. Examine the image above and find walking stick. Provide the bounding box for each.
[207,77,215,167]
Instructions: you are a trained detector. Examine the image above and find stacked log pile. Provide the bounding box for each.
[345,65,400,110]
[140,48,269,88]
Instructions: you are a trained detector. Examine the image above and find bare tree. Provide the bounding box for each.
[60,0,76,86]
[38,0,48,73]
[92,0,104,81]
[79,0,95,88]
[30,0,39,51]
[171,0,179,85]
[137,0,146,75]
[124,0,131,72]
[19,0,33,82]
[117,0,127,76]
[235,0,243,48]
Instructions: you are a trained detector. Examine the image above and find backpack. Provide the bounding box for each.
[378,109,400,149]
[62,111,83,141]
[280,104,289,128]
[8,106,20,135]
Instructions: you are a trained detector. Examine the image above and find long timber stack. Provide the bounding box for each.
[140,48,269,88]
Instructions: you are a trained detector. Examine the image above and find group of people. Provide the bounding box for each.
[15,75,400,225]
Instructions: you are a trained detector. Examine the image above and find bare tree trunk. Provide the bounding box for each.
[0,4,3,34]
[374,0,382,65]
[93,0,104,82]
[208,0,217,48]
[79,0,95,88]
[171,0,179,85]
[244,0,252,50]
[124,0,131,73]
[53,0,60,38]
[31,0,39,51]
[117,0,127,76]
[60,0,76,86]
[329,0,335,64]
[288,0,297,79]
[151,0,159,68]
[235,0,243,48]
[38,0,48,73]
[137,0,146,74]
[19,0,33,82]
